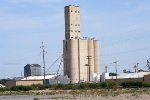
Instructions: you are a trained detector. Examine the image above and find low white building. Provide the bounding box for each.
[21,74,71,85]
[21,74,56,80]
[101,66,150,82]
[0,84,5,88]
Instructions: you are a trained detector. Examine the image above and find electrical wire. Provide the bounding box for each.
[45,54,62,73]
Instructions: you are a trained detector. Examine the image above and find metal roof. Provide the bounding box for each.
[21,74,56,80]
[104,72,150,79]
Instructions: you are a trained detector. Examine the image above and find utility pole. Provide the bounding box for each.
[87,56,92,82]
[105,66,108,73]
[114,61,118,80]
[134,65,137,73]
[40,42,46,86]
[137,63,139,80]
[137,63,139,73]
[21,72,22,77]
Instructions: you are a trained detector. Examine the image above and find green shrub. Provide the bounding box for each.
[142,82,150,87]
[100,82,107,88]
[63,84,75,90]
[0,88,8,92]
[10,86,32,91]
[107,82,117,89]
[31,84,43,90]
[99,82,117,89]
[57,84,65,89]
[44,84,52,88]
[88,83,100,89]
[5,81,150,92]
[46,84,65,90]
[79,83,89,89]
[120,81,143,88]
[47,84,57,90]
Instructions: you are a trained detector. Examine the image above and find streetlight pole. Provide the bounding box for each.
[114,61,119,80]
[137,63,139,80]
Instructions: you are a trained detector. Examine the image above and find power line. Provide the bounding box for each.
[56,57,63,84]
[46,54,62,73]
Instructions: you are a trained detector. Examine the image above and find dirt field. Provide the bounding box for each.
[0,94,150,100]
[0,88,150,100]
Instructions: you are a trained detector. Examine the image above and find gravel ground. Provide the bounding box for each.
[0,94,150,100]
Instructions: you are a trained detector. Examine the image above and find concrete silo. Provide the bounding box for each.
[94,40,100,75]
[88,39,95,81]
[63,5,100,83]
[69,39,79,83]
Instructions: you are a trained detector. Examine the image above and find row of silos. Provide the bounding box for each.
[63,38,100,83]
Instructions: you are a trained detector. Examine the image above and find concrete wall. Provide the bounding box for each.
[6,80,16,88]
[144,74,150,82]
[6,80,43,88]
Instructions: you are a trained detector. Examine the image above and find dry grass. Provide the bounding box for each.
[0,88,150,97]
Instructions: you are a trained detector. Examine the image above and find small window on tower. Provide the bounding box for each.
[78,11,80,13]
[75,24,77,26]
[71,10,72,12]
[75,11,77,13]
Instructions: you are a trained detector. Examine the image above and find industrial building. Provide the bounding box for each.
[101,66,150,82]
[21,74,70,85]
[6,75,70,88]
[6,80,43,88]
[63,5,100,83]
[24,64,41,77]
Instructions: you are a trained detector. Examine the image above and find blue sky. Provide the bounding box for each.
[0,0,150,79]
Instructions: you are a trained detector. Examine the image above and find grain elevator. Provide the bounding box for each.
[63,5,100,83]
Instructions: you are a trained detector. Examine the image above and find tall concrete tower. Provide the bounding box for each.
[63,5,100,83]
[65,5,81,39]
